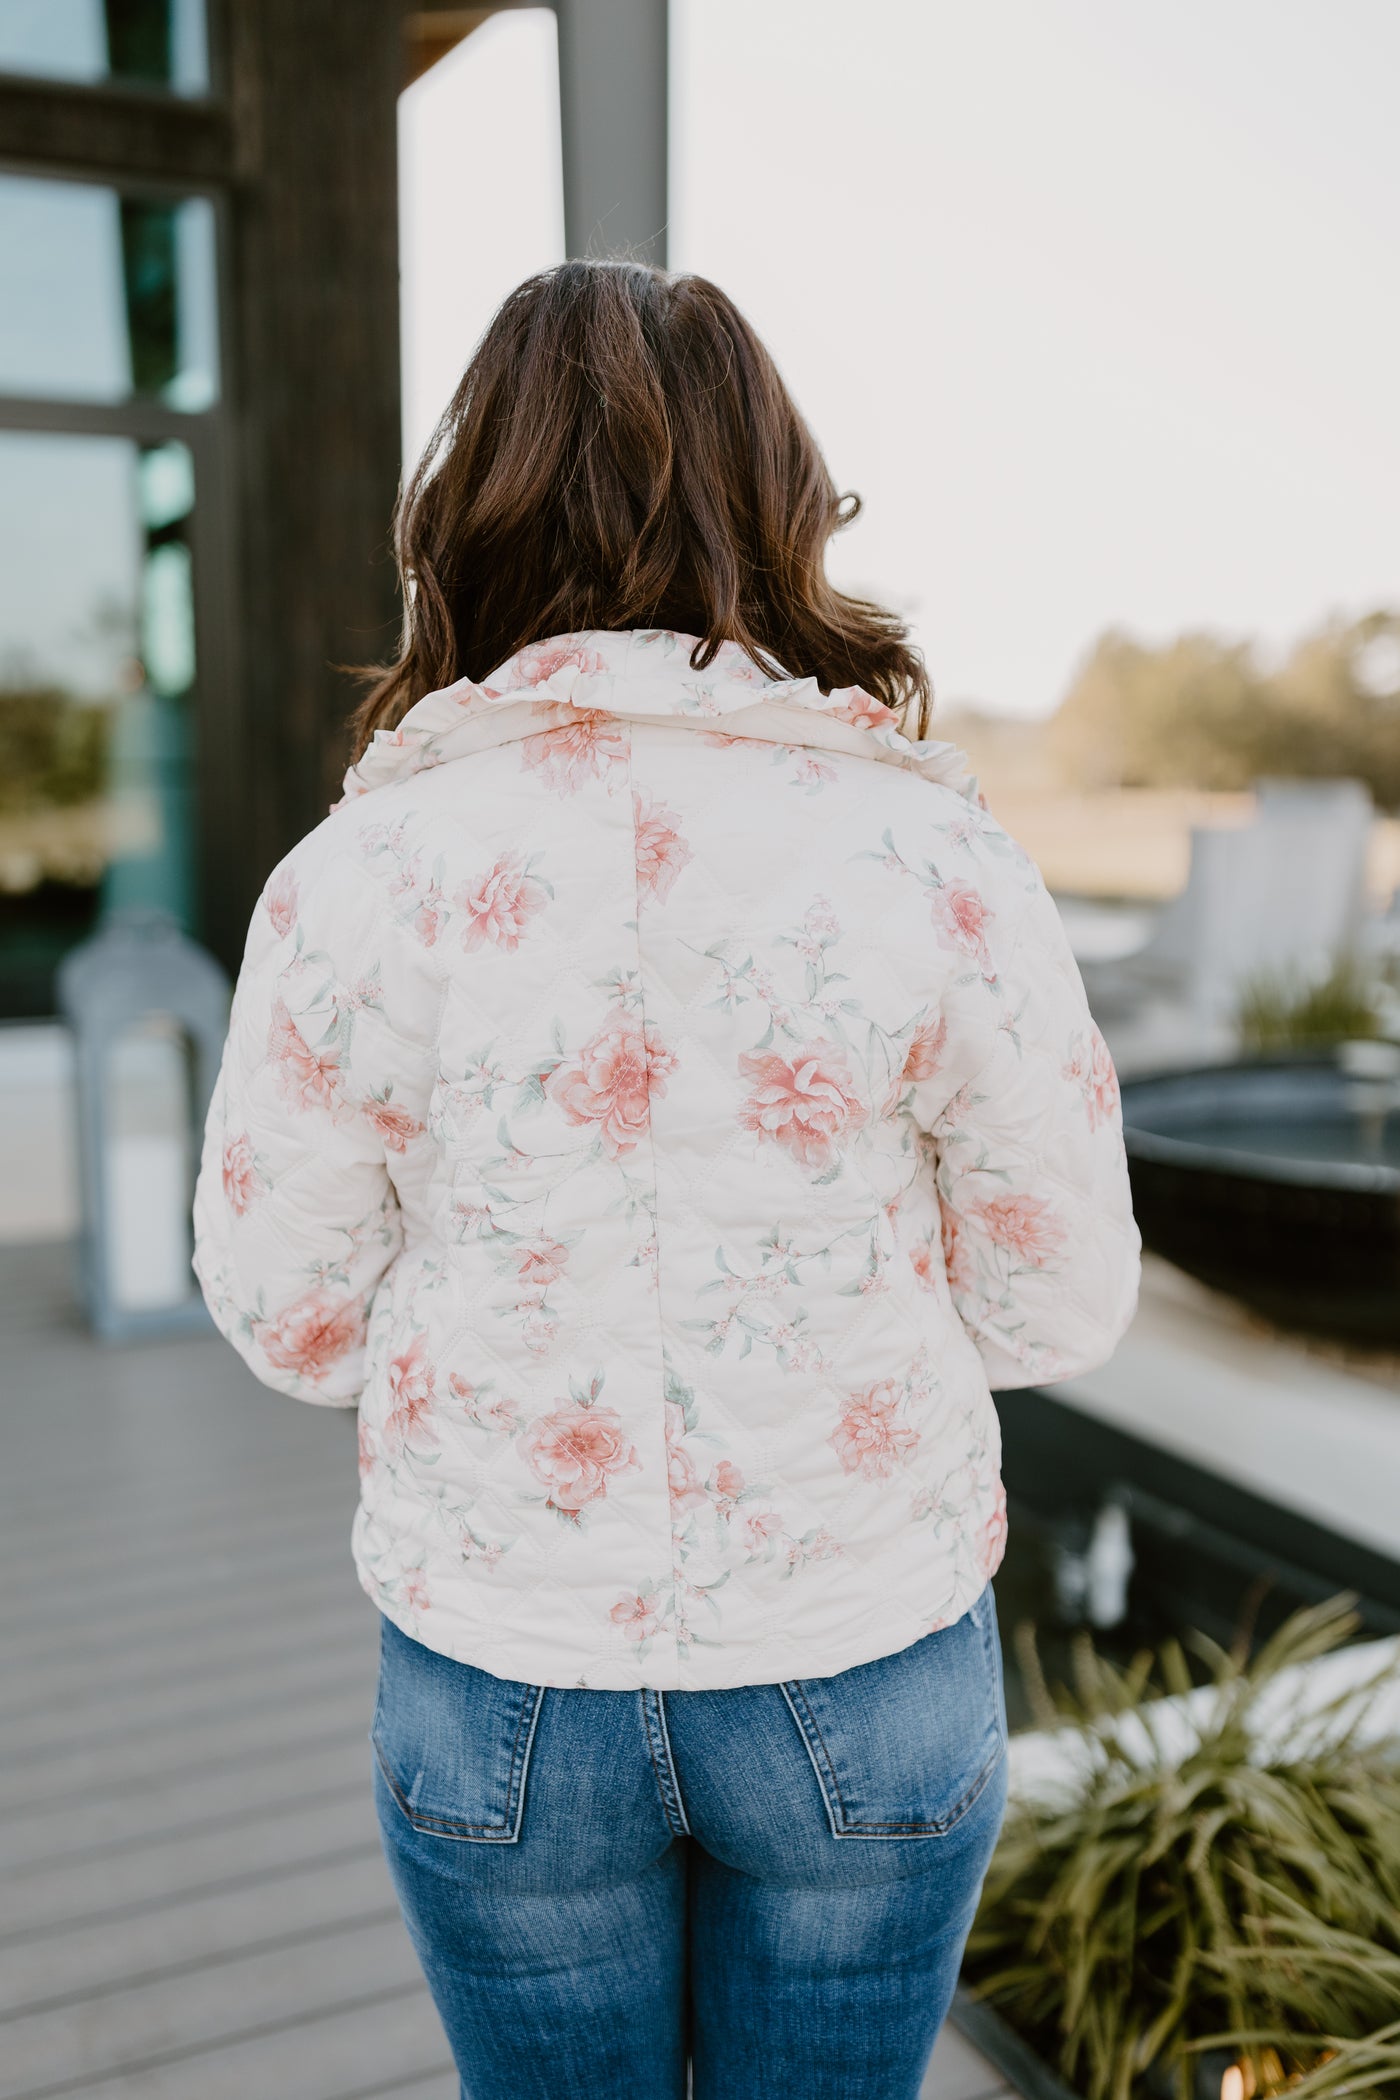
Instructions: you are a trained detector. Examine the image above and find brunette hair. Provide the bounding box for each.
[353,260,931,760]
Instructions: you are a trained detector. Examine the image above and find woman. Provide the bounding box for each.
[194,261,1139,2100]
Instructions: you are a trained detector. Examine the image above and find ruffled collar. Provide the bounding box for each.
[341,629,976,804]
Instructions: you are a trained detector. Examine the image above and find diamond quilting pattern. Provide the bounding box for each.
[193,631,1140,1691]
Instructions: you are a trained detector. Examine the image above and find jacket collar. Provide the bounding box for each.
[341,629,976,804]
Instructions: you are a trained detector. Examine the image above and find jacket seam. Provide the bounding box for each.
[622,725,685,1679]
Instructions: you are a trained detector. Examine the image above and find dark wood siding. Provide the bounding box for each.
[211,0,405,963]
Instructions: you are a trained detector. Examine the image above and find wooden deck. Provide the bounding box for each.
[0,1240,1010,2100]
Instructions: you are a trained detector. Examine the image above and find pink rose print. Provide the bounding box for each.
[455,853,548,954]
[787,1527,842,1572]
[519,1307,555,1355]
[517,1236,568,1291]
[976,1481,1009,1582]
[940,1083,976,1131]
[267,998,342,1116]
[941,1206,977,1298]
[835,690,898,731]
[402,1568,430,1611]
[546,1010,677,1159]
[741,1508,784,1553]
[711,1459,745,1513]
[364,1091,424,1154]
[792,752,837,789]
[521,712,628,795]
[264,866,298,939]
[972,1192,1066,1268]
[611,1591,662,1643]
[1064,1027,1120,1131]
[448,1373,521,1434]
[737,1040,868,1171]
[357,1420,376,1479]
[909,1238,939,1292]
[384,1332,438,1451]
[712,644,767,687]
[930,881,992,968]
[829,1376,921,1481]
[261,1290,365,1382]
[411,884,445,948]
[665,1400,708,1516]
[903,1016,948,1084]
[221,1133,264,1217]
[521,1400,640,1519]
[516,639,605,687]
[633,790,693,903]
[364,826,446,949]
[385,845,420,901]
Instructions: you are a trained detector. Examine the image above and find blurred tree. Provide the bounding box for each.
[1049,610,1400,807]
[1273,609,1400,808]
[0,688,110,818]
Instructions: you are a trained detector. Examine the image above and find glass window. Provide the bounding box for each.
[0,429,198,1016]
[0,0,209,96]
[0,176,218,408]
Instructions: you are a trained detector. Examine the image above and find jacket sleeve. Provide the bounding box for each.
[193,838,420,1408]
[913,854,1141,1390]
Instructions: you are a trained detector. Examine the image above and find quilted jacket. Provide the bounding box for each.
[193,629,1139,1690]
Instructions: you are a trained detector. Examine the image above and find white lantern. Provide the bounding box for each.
[58,908,229,1340]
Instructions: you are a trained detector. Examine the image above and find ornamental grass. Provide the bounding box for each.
[1235,959,1384,1053]
[963,1596,1400,2100]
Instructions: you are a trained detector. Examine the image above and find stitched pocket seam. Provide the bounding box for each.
[640,1690,691,1837]
[373,1682,545,1842]
[780,1597,1006,1838]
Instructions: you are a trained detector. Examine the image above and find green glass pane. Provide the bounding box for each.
[120,198,179,397]
[105,0,174,87]
[0,0,209,95]
[0,176,218,409]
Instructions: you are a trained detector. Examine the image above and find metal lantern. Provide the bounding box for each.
[57,908,230,1341]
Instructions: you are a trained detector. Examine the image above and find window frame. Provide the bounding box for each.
[0,20,239,1008]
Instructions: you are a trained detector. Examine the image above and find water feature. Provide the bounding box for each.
[1118,1056,1400,1343]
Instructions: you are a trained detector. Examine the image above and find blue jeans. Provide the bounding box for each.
[372,1586,1008,2099]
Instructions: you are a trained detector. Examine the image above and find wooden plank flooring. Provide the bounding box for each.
[0,1240,1008,2100]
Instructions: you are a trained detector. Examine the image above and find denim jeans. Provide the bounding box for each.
[372,1585,1008,2100]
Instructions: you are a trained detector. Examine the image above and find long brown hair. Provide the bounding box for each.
[353,260,931,761]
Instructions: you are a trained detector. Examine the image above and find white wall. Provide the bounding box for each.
[401,4,1400,718]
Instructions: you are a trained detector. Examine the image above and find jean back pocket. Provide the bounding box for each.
[781,1584,1006,1838]
[372,1615,544,1843]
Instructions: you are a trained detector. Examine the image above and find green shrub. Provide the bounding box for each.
[0,685,110,816]
[1235,958,1384,1053]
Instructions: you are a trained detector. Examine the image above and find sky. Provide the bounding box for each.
[401,1,1400,719]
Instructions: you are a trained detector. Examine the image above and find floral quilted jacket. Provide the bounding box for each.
[193,629,1139,1690]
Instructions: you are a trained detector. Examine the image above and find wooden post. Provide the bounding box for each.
[554,0,668,266]
[212,0,405,961]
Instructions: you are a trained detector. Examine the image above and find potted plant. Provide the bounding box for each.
[957,1597,1400,2100]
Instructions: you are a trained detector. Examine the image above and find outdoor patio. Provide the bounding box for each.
[0,1237,1010,2100]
